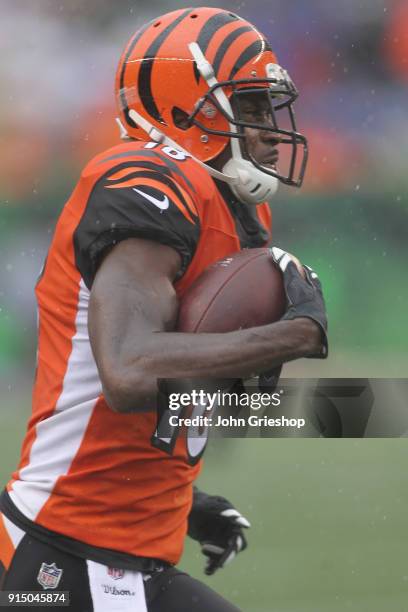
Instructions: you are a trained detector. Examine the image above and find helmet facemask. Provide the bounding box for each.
[186,60,308,191]
[179,43,308,203]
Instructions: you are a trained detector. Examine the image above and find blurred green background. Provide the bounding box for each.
[1,0,407,610]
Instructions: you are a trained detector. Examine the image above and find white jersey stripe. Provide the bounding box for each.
[9,280,102,520]
[2,514,25,549]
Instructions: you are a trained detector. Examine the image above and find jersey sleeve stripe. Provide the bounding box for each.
[105,177,161,190]
[174,181,199,219]
[105,169,199,223]
[107,161,172,181]
[107,167,149,181]
[102,155,197,197]
[108,176,197,225]
[139,168,199,218]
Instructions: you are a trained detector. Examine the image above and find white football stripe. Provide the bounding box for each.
[278,253,292,271]
[271,246,287,260]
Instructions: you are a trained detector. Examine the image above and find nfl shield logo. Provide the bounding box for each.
[37,562,63,590]
[107,567,125,580]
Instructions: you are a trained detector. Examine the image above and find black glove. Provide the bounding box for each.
[270,247,328,358]
[188,488,250,575]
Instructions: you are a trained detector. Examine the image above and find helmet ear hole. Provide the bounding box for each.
[172,107,190,131]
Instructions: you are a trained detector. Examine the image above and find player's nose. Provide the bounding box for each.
[260,127,282,146]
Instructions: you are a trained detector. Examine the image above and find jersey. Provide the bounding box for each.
[2,140,271,568]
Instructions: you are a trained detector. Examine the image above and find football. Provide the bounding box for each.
[177,248,286,333]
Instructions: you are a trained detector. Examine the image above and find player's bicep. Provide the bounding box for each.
[88,238,181,401]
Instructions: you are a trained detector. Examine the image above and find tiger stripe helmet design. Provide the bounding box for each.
[115,7,308,203]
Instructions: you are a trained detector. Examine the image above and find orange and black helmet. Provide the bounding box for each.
[115,7,307,189]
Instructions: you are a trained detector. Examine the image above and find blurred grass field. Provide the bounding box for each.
[1,391,408,611]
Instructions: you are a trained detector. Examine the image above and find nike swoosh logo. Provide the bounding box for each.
[133,188,169,211]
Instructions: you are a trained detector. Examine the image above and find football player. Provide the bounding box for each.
[0,8,327,611]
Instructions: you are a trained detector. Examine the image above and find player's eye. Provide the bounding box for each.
[240,108,272,124]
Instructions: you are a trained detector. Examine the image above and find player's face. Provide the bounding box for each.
[235,91,281,170]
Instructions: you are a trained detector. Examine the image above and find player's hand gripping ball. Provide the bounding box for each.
[270,246,328,357]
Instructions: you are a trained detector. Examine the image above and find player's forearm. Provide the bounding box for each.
[148,318,318,376]
[106,318,319,412]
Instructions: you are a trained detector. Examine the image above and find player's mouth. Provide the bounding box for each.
[261,150,279,170]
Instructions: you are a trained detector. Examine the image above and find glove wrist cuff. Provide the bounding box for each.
[283,313,328,359]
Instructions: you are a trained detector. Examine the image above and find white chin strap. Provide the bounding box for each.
[126,43,279,205]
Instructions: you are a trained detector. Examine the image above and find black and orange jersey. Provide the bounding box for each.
[2,140,271,569]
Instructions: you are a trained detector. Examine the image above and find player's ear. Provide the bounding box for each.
[172,107,190,131]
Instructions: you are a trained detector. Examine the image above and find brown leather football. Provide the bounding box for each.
[177,248,286,333]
